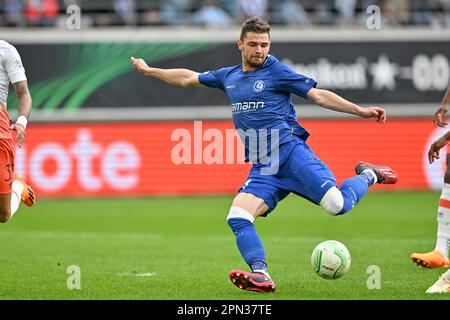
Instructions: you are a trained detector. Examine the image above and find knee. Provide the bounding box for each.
[227,206,255,224]
[227,206,256,234]
[0,211,10,223]
[319,187,344,216]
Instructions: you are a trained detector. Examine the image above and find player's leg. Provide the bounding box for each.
[323,160,398,214]
[227,192,277,292]
[228,192,270,274]
[298,168,369,216]
[411,152,450,268]
[0,176,32,223]
[332,168,375,214]
[0,148,36,223]
[283,140,397,215]
[330,161,397,214]
[226,171,287,293]
[320,166,394,215]
[0,173,24,223]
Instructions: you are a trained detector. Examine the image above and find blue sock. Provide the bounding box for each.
[227,218,267,273]
[359,170,376,185]
[338,175,370,214]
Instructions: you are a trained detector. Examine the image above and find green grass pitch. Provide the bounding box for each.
[0,191,448,300]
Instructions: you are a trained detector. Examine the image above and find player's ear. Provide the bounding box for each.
[237,39,243,51]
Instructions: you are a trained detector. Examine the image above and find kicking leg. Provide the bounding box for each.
[227,192,276,292]
[333,174,370,214]
[320,161,398,215]
[282,142,397,216]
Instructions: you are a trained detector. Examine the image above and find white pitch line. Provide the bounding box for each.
[118,272,156,277]
[0,230,162,241]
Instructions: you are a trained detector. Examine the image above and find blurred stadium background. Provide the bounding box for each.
[0,0,450,298]
[2,0,449,198]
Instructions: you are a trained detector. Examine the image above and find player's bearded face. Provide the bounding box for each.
[238,32,271,68]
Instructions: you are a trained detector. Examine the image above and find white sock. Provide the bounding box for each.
[253,269,271,279]
[435,183,450,258]
[362,169,378,184]
[9,180,23,218]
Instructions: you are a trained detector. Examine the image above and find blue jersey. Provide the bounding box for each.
[198,55,316,163]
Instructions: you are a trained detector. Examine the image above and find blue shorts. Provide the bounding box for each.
[238,137,337,216]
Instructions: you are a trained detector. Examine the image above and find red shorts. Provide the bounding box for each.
[0,139,15,194]
[0,108,15,194]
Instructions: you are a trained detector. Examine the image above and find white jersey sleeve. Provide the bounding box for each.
[2,42,26,84]
[0,41,27,107]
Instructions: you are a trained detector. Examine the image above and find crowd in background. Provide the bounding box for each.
[1,0,450,28]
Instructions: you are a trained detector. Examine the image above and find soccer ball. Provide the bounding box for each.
[311,240,351,279]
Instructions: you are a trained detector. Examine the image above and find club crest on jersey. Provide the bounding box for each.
[252,80,265,93]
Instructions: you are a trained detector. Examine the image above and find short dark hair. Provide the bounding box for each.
[240,17,271,41]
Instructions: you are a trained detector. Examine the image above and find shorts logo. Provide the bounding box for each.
[242,179,251,189]
[252,80,265,93]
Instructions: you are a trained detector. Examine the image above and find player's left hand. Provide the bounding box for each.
[360,107,386,124]
[428,137,448,164]
[10,123,25,148]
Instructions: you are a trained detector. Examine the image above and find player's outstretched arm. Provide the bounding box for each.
[428,131,450,164]
[11,80,31,147]
[306,87,386,124]
[434,85,450,128]
[130,57,203,88]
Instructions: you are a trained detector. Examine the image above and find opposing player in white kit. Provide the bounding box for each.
[411,86,450,293]
[411,86,450,270]
[0,40,35,223]
[418,127,450,293]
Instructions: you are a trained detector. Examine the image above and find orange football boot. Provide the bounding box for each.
[410,250,450,268]
[14,174,36,207]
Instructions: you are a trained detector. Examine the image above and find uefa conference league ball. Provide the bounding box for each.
[311,240,351,279]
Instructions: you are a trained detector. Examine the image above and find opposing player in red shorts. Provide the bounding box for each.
[0,40,35,223]
[410,86,450,270]
[415,119,450,293]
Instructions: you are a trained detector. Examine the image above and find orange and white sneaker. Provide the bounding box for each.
[14,174,35,207]
[426,274,450,293]
[410,250,450,269]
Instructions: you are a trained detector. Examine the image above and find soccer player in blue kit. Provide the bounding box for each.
[131,17,398,293]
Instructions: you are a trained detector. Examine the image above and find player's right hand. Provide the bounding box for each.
[130,57,151,76]
[10,123,25,148]
[434,106,448,128]
[428,137,448,164]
